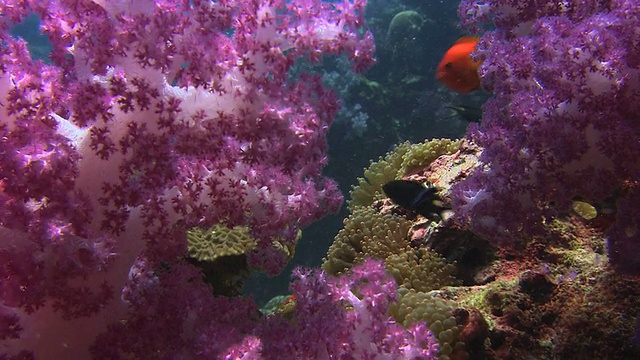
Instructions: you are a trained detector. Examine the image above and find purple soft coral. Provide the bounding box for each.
[0,0,374,357]
[253,259,439,359]
[452,0,640,272]
[88,259,439,359]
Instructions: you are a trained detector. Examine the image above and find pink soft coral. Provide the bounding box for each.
[211,259,438,359]
[87,259,438,359]
[0,0,374,357]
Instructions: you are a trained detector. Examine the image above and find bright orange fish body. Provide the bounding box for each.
[436,36,481,94]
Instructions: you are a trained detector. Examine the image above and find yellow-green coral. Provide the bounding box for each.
[186,224,258,296]
[572,200,598,220]
[348,142,412,210]
[322,207,458,294]
[322,207,411,275]
[385,248,459,293]
[187,224,299,296]
[329,138,465,358]
[389,287,466,360]
[187,224,299,263]
[187,224,256,262]
[399,138,461,176]
[347,138,460,212]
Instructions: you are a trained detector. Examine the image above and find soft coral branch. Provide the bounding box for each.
[0,0,374,357]
[452,0,640,272]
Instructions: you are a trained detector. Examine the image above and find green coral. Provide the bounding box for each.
[322,207,411,275]
[386,248,459,293]
[187,224,256,262]
[389,287,466,360]
[399,138,461,176]
[348,142,411,211]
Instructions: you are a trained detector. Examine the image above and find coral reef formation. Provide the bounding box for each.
[349,138,460,210]
[389,288,466,357]
[452,0,640,274]
[0,0,451,358]
[186,224,299,296]
[3,0,640,358]
[322,208,464,358]
[325,127,640,358]
[323,206,457,292]
[248,259,441,359]
[323,207,410,274]
[348,142,412,209]
[326,139,467,359]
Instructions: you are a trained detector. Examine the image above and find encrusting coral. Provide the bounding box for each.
[187,224,256,262]
[188,224,299,296]
[186,224,257,296]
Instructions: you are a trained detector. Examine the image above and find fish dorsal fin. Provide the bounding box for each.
[454,36,480,45]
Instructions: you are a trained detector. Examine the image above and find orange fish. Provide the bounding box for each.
[436,36,482,94]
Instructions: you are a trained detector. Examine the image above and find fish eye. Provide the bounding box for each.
[445,62,453,69]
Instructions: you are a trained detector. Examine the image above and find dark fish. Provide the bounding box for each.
[444,105,482,122]
[382,180,451,220]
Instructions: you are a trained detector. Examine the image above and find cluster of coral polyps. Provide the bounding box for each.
[326,138,640,359]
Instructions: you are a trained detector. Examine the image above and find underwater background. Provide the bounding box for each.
[244,0,487,306]
[3,0,640,358]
